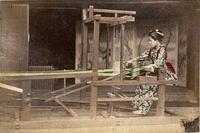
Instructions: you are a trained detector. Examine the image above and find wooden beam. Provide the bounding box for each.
[84,15,100,23]
[156,71,166,116]
[98,97,158,102]
[0,69,114,81]
[0,82,23,93]
[89,8,136,15]
[46,85,90,102]
[82,9,88,69]
[55,85,90,99]
[81,9,89,105]
[99,16,135,24]
[90,20,100,119]
[84,16,135,24]
[89,5,94,17]
[54,99,78,117]
[93,80,177,86]
[120,24,125,80]
[0,69,114,76]
[110,27,114,69]
[51,81,87,94]
[82,8,88,20]
[102,74,120,81]
[106,25,110,68]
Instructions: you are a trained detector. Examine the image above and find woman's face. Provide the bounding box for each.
[148,37,158,48]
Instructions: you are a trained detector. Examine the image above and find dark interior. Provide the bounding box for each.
[29,8,76,69]
[29,8,77,86]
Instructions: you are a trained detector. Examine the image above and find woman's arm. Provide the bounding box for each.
[143,47,166,72]
[126,49,150,64]
[136,49,150,61]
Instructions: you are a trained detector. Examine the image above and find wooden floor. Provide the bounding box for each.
[0,115,186,133]
[0,85,198,133]
[0,105,199,133]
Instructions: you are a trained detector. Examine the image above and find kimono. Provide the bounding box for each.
[133,45,177,114]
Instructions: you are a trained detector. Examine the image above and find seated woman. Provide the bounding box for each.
[127,29,177,115]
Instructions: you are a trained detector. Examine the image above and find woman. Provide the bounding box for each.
[128,29,177,115]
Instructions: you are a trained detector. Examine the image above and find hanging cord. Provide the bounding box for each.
[165,27,172,48]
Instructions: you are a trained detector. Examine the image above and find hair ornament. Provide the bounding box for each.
[155,29,164,37]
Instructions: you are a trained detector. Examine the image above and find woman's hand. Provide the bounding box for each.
[143,64,155,72]
[124,58,137,68]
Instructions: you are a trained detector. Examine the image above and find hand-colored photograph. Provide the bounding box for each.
[0,1,199,133]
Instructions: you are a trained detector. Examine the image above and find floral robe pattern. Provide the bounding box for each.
[133,46,177,114]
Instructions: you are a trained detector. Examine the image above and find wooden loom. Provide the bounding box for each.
[0,6,177,120]
[82,5,176,118]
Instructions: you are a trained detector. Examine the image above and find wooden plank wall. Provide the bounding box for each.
[0,4,29,72]
[0,4,30,120]
[187,10,199,100]
[178,15,189,87]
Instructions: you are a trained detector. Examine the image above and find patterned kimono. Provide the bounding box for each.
[133,45,177,114]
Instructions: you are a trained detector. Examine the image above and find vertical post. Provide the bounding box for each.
[90,20,100,119]
[110,27,114,69]
[109,102,114,116]
[156,69,166,116]
[64,69,66,91]
[80,9,88,101]
[193,10,199,101]
[89,5,94,18]
[64,78,66,91]
[114,13,118,18]
[106,25,110,68]
[197,11,200,102]
[82,9,88,70]
[21,81,31,120]
[120,24,125,80]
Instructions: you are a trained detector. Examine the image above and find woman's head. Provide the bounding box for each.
[148,29,164,48]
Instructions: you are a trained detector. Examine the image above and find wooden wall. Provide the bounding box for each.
[0,4,29,72]
[0,4,29,91]
[0,4,30,120]
[178,16,189,87]
[187,10,199,99]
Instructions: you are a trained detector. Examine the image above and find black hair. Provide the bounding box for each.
[148,29,164,42]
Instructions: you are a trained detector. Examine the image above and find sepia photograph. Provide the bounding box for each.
[0,0,199,133]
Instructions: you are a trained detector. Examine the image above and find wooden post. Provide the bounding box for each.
[106,24,110,68]
[109,26,113,69]
[156,69,166,116]
[120,24,125,80]
[80,9,88,102]
[82,9,88,69]
[89,5,94,18]
[109,102,114,116]
[64,78,66,91]
[21,81,31,120]
[90,20,100,119]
